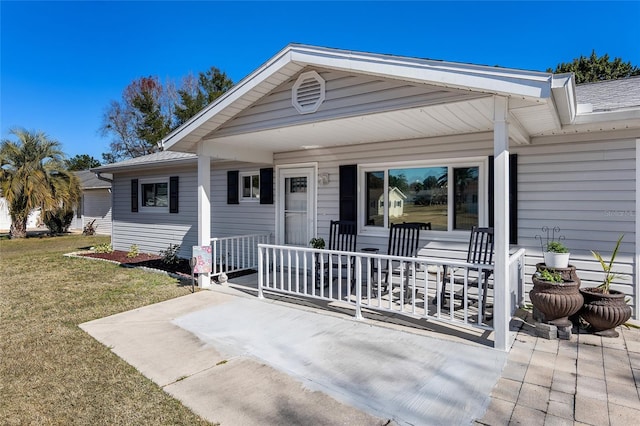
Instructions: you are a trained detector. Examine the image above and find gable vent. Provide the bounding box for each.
[292,70,325,114]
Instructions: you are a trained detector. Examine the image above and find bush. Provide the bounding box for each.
[159,244,181,266]
[43,208,75,234]
[94,243,113,253]
[127,244,140,258]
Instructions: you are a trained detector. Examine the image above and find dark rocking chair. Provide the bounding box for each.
[319,220,357,289]
[440,226,494,319]
[382,222,423,295]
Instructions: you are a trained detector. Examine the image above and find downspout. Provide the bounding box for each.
[94,172,113,183]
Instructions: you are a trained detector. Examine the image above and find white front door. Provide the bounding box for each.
[278,166,315,246]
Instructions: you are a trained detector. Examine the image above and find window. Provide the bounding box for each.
[142,182,168,207]
[363,161,482,231]
[240,172,260,200]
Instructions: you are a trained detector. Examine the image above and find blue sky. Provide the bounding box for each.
[2,1,639,162]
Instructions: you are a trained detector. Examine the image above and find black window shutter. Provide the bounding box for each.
[227,170,239,204]
[169,176,179,213]
[339,164,357,222]
[131,179,138,212]
[259,168,274,205]
[488,154,518,244]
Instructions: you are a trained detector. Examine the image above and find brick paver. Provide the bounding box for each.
[476,312,640,425]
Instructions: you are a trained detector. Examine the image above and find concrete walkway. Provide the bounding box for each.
[81,285,640,425]
[81,286,507,425]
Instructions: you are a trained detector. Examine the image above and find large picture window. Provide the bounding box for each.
[363,161,482,231]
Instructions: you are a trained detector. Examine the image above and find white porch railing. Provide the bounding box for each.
[257,244,527,340]
[211,233,271,277]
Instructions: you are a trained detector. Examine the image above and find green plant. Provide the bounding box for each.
[309,237,325,249]
[592,234,625,294]
[537,268,563,283]
[159,244,181,266]
[127,244,140,258]
[43,208,75,235]
[546,241,569,253]
[94,243,113,254]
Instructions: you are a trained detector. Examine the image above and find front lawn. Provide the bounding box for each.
[0,234,211,425]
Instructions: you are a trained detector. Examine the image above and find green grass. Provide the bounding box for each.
[0,234,211,425]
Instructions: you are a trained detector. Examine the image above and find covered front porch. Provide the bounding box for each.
[161,45,576,350]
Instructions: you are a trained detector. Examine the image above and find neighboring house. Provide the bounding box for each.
[94,44,640,349]
[0,198,41,231]
[380,187,407,218]
[71,170,113,235]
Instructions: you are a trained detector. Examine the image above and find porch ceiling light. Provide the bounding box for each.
[292,70,325,114]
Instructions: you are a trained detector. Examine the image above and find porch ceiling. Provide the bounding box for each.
[194,95,558,161]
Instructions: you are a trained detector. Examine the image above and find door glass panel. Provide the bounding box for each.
[284,176,308,245]
[453,167,479,230]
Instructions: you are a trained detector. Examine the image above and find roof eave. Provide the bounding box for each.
[551,73,577,125]
[90,157,197,173]
[163,44,556,153]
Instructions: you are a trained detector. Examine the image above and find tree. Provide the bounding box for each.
[548,50,640,84]
[100,76,174,163]
[174,67,234,126]
[65,154,101,170]
[0,128,81,238]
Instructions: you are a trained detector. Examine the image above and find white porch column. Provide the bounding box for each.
[493,96,510,351]
[197,144,212,289]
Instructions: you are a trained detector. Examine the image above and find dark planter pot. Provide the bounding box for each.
[579,288,632,337]
[535,263,580,284]
[530,275,583,327]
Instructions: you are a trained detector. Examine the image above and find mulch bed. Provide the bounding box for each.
[82,251,192,277]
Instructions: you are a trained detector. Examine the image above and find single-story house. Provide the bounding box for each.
[70,170,113,235]
[93,44,639,349]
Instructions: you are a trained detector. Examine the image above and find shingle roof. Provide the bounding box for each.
[74,170,112,189]
[575,76,640,112]
[91,151,197,172]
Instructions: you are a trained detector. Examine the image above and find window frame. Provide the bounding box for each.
[239,171,260,202]
[139,177,170,213]
[359,157,487,237]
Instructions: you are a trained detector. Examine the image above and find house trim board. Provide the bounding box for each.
[636,138,639,315]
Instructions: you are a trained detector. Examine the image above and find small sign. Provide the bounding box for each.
[192,245,212,274]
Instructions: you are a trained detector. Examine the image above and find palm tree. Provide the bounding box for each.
[0,128,80,238]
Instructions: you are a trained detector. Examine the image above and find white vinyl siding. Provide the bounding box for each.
[274,132,637,312]
[112,166,197,259]
[83,189,112,235]
[215,68,483,138]
[211,162,275,237]
[111,162,275,259]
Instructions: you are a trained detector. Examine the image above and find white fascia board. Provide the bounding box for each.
[551,73,577,125]
[573,108,640,125]
[288,46,553,99]
[163,47,295,150]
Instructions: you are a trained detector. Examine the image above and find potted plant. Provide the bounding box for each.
[544,240,570,269]
[530,265,583,327]
[579,235,632,337]
[309,237,325,249]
